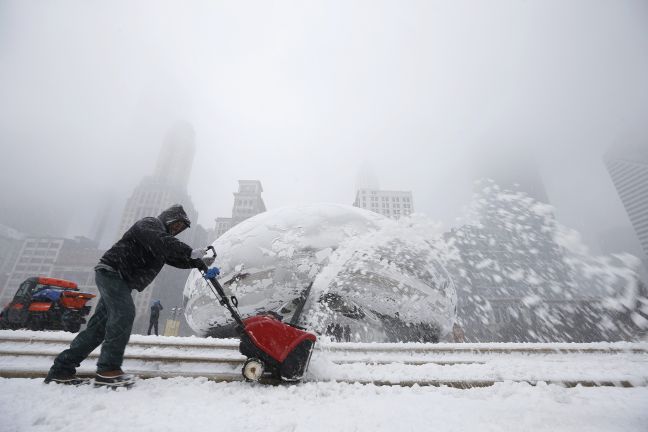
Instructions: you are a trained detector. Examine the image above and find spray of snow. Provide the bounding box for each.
[441,179,647,342]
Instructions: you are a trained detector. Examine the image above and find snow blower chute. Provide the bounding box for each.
[201,247,317,382]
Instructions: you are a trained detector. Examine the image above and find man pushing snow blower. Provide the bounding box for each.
[44,204,215,387]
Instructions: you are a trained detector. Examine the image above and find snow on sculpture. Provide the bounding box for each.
[183,203,457,342]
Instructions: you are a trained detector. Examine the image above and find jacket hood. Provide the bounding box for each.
[158,204,191,229]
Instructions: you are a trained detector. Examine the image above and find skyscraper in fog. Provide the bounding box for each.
[117,122,202,334]
[604,145,648,258]
[155,121,196,189]
[118,122,197,235]
[118,178,198,236]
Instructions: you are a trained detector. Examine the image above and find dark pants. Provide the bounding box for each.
[49,269,135,375]
[147,318,159,336]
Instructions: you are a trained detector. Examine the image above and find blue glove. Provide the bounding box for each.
[205,267,220,279]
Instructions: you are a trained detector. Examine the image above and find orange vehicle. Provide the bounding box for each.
[0,277,96,332]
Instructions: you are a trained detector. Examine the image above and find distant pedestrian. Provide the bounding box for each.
[452,322,465,343]
[44,204,215,387]
[148,300,163,336]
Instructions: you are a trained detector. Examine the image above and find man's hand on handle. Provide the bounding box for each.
[191,247,216,268]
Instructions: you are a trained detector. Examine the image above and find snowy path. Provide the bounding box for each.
[1,378,647,432]
[1,331,647,431]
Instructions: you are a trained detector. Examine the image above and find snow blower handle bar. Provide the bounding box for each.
[202,247,244,327]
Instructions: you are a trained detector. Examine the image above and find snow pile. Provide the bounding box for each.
[307,347,648,384]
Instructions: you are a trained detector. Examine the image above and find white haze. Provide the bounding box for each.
[0,1,647,252]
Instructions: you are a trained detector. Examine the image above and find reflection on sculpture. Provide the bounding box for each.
[183,204,457,342]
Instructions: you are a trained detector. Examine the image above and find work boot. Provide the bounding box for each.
[44,372,90,386]
[94,370,136,388]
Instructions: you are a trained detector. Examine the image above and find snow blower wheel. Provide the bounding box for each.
[242,358,265,381]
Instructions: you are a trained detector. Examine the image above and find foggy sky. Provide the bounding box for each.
[1,1,647,254]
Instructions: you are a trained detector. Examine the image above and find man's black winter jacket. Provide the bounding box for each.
[99,216,203,292]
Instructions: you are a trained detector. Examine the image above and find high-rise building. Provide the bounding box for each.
[154,121,196,191]
[213,180,266,239]
[117,122,198,237]
[116,123,202,333]
[117,177,199,237]
[604,145,648,259]
[353,189,414,219]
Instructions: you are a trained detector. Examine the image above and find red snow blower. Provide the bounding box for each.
[201,247,317,382]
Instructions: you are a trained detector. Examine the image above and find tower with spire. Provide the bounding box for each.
[116,122,205,334]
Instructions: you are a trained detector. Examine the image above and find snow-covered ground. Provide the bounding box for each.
[1,331,648,431]
[2,331,647,384]
[1,378,647,432]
